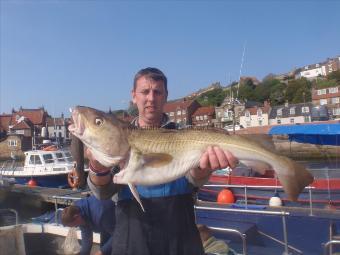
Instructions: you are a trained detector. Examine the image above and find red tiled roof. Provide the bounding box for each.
[0,114,13,132]
[163,99,195,112]
[192,106,215,116]
[13,108,46,125]
[11,120,32,130]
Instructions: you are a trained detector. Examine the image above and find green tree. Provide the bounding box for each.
[196,87,225,106]
[285,78,311,103]
[327,70,340,83]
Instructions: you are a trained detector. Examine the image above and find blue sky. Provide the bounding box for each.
[1,0,339,117]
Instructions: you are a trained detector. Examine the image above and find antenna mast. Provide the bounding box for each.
[237,41,247,99]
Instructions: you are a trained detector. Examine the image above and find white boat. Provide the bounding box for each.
[0,147,74,188]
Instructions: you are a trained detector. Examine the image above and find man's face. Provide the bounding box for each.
[132,76,167,126]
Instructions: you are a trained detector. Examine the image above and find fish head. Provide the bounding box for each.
[68,106,130,167]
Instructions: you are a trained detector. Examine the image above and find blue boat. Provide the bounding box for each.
[196,122,340,254]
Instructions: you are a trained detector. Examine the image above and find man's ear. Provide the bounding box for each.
[131,90,137,104]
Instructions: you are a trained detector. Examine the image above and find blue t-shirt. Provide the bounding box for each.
[75,196,115,255]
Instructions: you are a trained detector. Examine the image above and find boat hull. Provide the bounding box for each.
[199,174,340,208]
[2,173,70,188]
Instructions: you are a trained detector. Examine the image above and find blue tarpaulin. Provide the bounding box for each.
[269,123,340,146]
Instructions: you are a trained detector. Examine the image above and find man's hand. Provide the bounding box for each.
[190,146,238,181]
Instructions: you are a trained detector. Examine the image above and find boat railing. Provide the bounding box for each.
[323,240,340,255]
[195,205,291,255]
[0,208,19,226]
[208,226,247,255]
[203,184,316,216]
[0,159,19,176]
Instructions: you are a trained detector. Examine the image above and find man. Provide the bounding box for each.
[86,67,238,255]
[61,195,115,255]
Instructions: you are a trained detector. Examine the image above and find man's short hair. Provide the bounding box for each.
[133,67,168,94]
[61,205,80,226]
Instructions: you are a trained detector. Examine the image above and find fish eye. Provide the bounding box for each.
[95,117,104,126]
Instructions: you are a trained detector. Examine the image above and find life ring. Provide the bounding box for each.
[43,145,57,151]
[67,170,79,188]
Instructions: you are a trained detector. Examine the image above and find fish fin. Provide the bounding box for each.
[142,153,173,168]
[239,160,272,175]
[275,156,314,201]
[128,183,145,212]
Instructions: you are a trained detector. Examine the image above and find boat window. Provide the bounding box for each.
[56,152,66,162]
[64,151,73,162]
[29,155,42,165]
[43,154,54,164]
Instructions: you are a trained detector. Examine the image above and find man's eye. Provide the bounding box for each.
[95,118,104,126]
[154,90,163,96]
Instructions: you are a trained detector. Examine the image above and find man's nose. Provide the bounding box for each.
[146,91,156,101]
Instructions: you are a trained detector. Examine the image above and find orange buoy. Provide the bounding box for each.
[217,189,235,204]
[27,178,37,187]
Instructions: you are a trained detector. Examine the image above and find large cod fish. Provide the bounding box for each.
[69,106,314,210]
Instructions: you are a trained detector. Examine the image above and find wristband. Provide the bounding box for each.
[89,162,112,177]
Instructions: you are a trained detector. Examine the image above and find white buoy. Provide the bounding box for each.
[269,196,282,206]
[41,127,47,138]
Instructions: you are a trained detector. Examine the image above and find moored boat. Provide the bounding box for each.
[0,147,75,188]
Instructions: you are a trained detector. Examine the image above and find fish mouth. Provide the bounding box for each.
[68,108,85,137]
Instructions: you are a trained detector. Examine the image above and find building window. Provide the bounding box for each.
[289,108,295,115]
[246,121,251,127]
[277,119,281,124]
[258,120,262,126]
[331,97,340,104]
[169,112,174,116]
[302,106,309,113]
[183,118,186,123]
[200,116,203,121]
[257,109,262,117]
[8,140,17,147]
[320,99,328,105]
[203,115,208,120]
[304,116,310,122]
[329,87,338,94]
[277,109,282,116]
[217,112,221,117]
[195,116,199,121]
[290,118,295,124]
[333,108,340,115]
[182,110,186,115]
[177,110,181,116]
[245,111,250,118]
[317,89,326,95]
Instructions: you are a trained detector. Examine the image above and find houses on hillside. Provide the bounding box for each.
[297,56,340,80]
[312,85,340,119]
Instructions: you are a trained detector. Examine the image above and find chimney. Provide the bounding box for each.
[285,100,289,108]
